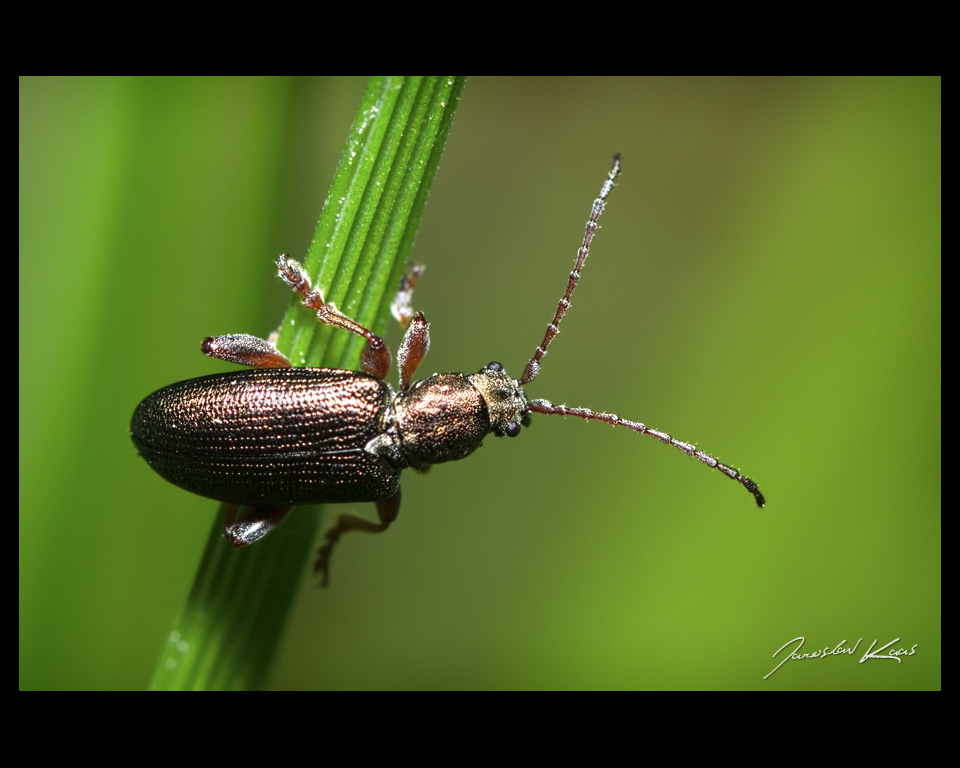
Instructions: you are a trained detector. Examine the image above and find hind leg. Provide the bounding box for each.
[314,487,402,587]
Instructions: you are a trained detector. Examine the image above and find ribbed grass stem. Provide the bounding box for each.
[150,76,466,691]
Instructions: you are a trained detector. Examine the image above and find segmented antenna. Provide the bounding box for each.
[519,154,764,507]
[527,399,765,507]
[520,153,621,385]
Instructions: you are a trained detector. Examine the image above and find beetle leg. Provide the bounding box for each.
[277,254,392,380]
[397,312,430,392]
[390,264,424,330]
[392,266,430,390]
[202,334,292,368]
[314,487,401,587]
[222,504,294,546]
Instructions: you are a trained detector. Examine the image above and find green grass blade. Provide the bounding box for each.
[149,75,466,691]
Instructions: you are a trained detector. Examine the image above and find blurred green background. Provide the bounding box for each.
[20,77,940,690]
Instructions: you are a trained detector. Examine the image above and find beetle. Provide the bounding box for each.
[131,155,764,586]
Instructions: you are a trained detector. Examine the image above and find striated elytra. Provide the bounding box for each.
[131,365,524,508]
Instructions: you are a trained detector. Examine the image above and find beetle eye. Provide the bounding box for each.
[487,361,502,372]
[505,421,521,438]
[521,412,532,428]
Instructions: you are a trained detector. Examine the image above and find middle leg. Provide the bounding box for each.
[277,254,392,380]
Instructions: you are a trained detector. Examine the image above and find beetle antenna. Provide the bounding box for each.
[527,399,765,507]
[520,154,621,385]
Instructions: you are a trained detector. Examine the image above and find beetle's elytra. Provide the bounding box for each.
[131,155,764,586]
[131,369,401,507]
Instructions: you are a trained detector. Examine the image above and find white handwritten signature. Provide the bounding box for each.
[764,637,918,679]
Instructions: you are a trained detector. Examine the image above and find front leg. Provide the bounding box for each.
[397,312,430,392]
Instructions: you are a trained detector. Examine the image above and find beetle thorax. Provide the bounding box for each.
[365,368,527,470]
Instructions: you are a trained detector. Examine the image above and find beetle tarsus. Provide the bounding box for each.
[391,264,425,330]
[222,504,294,546]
